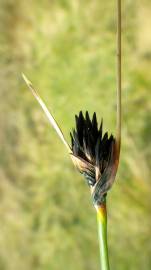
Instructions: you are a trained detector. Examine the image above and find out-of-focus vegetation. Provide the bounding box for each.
[0,0,151,269]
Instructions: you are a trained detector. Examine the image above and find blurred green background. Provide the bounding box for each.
[0,0,151,269]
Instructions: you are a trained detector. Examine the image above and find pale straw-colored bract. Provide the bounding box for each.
[22,73,71,153]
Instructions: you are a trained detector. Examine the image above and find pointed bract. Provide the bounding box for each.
[22,74,71,153]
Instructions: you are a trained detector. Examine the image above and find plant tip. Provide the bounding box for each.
[22,73,32,88]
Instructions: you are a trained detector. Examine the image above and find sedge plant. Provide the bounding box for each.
[22,0,122,269]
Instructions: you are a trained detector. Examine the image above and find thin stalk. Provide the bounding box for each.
[96,202,110,270]
[116,0,122,159]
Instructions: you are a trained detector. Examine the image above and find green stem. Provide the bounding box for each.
[96,202,110,270]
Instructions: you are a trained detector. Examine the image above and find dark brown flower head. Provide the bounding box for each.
[70,111,117,205]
